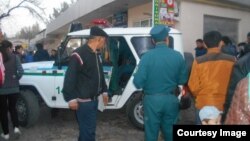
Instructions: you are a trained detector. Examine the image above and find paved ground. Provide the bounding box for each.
[0,100,195,141]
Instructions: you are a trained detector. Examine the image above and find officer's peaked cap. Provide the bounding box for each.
[150,24,170,42]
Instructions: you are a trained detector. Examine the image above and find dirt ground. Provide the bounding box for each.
[0,101,195,141]
[1,106,144,141]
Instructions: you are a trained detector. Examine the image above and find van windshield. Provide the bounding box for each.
[131,36,174,58]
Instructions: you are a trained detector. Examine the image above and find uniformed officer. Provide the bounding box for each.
[133,25,188,141]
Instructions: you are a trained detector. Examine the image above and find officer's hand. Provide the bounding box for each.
[102,93,109,106]
[68,99,78,110]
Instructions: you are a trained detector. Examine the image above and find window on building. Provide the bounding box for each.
[204,15,239,43]
[133,18,152,27]
[133,22,141,27]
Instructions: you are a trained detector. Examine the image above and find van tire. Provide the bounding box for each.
[16,90,40,127]
[126,92,144,130]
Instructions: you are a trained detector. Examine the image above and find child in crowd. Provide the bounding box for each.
[199,106,222,125]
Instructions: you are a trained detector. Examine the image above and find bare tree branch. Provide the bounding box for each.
[19,5,48,24]
[0,0,27,20]
[0,0,46,23]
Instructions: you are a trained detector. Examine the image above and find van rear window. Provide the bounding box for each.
[131,36,174,58]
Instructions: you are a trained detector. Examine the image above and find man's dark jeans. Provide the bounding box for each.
[76,100,98,141]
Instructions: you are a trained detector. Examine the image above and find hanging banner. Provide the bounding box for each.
[153,0,175,26]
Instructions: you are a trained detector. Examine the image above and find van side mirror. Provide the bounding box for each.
[54,44,70,68]
[54,45,63,69]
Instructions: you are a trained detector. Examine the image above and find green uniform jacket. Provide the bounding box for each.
[133,43,188,95]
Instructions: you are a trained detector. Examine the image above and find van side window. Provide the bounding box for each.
[131,36,174,58]
[65,38,84,56]
[58,38,86,66]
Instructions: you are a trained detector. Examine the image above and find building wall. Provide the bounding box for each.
[128,3,152,27]
[179,1,250,54]
[44,0,250,54]
[46,0,114,35]
[128,1,250,54]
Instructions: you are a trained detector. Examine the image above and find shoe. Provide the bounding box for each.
[0,133,9,140]
[13,127,21,139]
[14,127,21,134]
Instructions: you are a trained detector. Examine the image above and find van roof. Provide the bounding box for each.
[68,27,181,36]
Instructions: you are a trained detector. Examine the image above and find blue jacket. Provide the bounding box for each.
[133,43,188,95]
[195,47,207,57]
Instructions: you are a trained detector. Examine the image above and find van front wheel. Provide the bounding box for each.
[126,93,144,130]
[16,90,40,127]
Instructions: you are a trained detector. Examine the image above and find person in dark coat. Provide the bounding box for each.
[0,40,24,140]
[14,45,25,63]
[237,33,250,59]
[194,39,207,57]
[62,26,109,141]
[50,49,57,61]
[222,44,250,123]
[33,43,50,62]
[221,36,237,57]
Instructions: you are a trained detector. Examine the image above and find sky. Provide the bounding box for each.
[0,0,73,37]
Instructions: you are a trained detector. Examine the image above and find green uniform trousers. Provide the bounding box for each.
[143,94,179,141]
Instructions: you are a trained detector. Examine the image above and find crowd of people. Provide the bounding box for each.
[134,27,250,140]
[0,25,249,141]
[192,32,250,126]
[13,43,57,64]
[0,31,58,140]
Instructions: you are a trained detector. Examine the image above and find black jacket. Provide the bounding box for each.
[222,52,250,122]
[33,49,50,62]
[62,44,107,102]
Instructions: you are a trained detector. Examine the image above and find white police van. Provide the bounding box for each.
[17,27,184,129]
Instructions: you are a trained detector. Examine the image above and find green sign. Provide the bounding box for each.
[153,0,175,26]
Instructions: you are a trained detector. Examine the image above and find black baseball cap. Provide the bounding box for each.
[89,26,108,38]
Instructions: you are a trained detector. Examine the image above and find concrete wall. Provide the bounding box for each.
[179,1,250,54]
[128,3,152,27]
